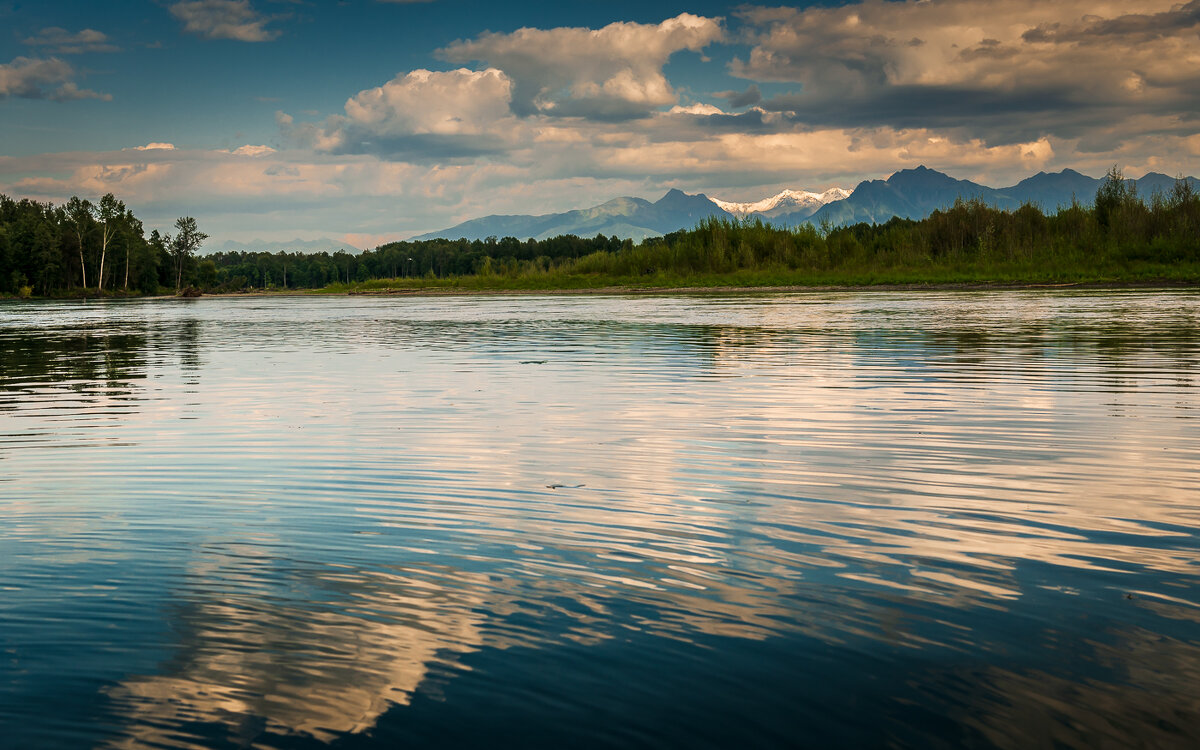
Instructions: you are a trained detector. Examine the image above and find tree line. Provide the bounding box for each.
[1,192,206,296]
[3,168,1198,297]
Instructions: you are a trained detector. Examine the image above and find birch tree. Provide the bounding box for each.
[65,196,92,288]
[96,193,124,289]
[121,209,143,290]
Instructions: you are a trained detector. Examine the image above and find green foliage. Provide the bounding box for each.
[1095,166,1132,230]
[171,216,208,291]
[0,193,170,296]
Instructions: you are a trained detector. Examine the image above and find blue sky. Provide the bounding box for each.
[3,0,1199,246]
[1,1,755,155]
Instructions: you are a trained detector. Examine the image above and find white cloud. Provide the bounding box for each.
[169,0,281,42]
[343,68,512,137]
[284,68,519,160]
[128,143,177,151]
[669,103,727,116]
[0,56,110,101]
[230,144,276,156]
[22,27,120,54]
[439,13,724,120]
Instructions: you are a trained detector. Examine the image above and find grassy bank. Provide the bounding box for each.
[313,257,1200,295]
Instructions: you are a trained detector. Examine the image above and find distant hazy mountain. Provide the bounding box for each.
[410,167,1200,242]
[996,168,1197,213]
[208,238,363,255]
[808,167,1200,227]
[410,189,733,243]
[1002,169,1100,211]
[806,166,1014,227]
[412,186,847,242]
[1128,171,1198,200]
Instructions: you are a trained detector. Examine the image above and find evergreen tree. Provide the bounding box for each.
[172,216,208,291]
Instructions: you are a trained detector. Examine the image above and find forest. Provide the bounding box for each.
[2,168,1198,297]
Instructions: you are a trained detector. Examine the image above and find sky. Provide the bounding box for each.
[2,0,1199,247]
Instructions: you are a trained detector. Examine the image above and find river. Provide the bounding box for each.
[2,291,1198,748]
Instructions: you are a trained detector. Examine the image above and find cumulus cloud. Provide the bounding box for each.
[170,0,281,42]
[731,0,1200,146]
[282,68,519,160]
[342,68,512,136]
[0,56,111,101]
[439,13,723,120]
[128,143,177,151]
[23,27,120,54]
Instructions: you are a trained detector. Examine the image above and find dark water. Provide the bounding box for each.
[2,291,1199,749]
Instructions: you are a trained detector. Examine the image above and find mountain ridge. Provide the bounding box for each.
[412,167,1200,243]
[410,189,732,243]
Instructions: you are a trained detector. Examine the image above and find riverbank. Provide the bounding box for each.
[7,278,1200,301]
[309,265,1200,296]
[8,260,1200,301]
[330,280,1200,296]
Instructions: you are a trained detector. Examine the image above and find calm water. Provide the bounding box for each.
[2,291,1199,749]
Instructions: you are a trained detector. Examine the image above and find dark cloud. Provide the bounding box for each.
[731,1,1200,148]
[668,108,772,134]
[329,131,510,162]
[757,84,1130,145]
[1023,1,1200,43]
[0,56,111,101]
[957,40,1020,62]
[715,84,762,108]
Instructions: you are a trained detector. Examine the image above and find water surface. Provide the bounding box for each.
[2,291,1199,749]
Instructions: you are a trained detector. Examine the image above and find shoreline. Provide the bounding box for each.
[9,278,1199,302]
[335,279,1200,296]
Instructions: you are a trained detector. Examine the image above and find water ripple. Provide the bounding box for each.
[1,291,1199,749]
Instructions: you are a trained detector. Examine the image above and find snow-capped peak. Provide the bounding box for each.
[713,187,851,217]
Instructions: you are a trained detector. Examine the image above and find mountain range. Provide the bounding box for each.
[410,189,730,243]
[412,167,1200,243]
